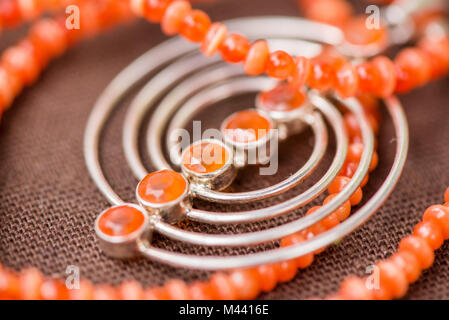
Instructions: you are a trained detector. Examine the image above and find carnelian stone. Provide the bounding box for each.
[2,45,40,86]
[244,40,269,76]
[29,18,68,59]
[374,261,408,300]
[266,50,295,80]
[40,279,68,300]
[323,194,351,221]
[339,276,373,300]
[258,83,306,112]
[395,48,431,93]
[389,251,421,283]
[291,56,311,89]
[423,205,449,239]
[144,0,173,22]
[334,62,358,98]
[201,22,227,57]
[275,261,297,282]
[347,143,364,163]
[137,170,187,204]
[165,280,191,300]
[182,141,229,174]
[398,236,434,270]
[0,269,20,299]
[93,285,119,300]
[371,56,396,97]
[143,287,169,300]
[0,0,22,26]
[228,269,260,299]
[343,16,387,48]
[220,33,250,64]
[307,59,333,91]
[328,176,363,206]
[413,221,444,250]
[68,280,94,300]
[179,9,211,42]
[222,110,272,143]
[19,268,43,300]
[209,273,238,300]
[119,280,144,300]
[302,0,352,27]
[189,281,215,300]
[98,205,145,237]
[256,264,278,292]
[161,0,191,35]
[280,233,315,269]
[418,36,449,79]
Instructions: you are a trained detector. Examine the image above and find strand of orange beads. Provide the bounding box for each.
[0,0,133,119]
[128,0,449,100]
[328,187,449,300]
[0,0,107,30]
[0,0,448,301]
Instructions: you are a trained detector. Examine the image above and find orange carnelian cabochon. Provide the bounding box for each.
[98,205,145,237]
[182,141,229,174]
[258,83,306,112]
[137,170,187,204]
[223,110,272,143]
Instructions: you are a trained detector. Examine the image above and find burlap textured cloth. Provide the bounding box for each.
[0,0,448,299]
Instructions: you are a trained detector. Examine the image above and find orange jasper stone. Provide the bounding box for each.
[182,141,229,174]
[98,205,145,237]
[258,83,306,112]
[137,170,187,204]
[222,110,272,144]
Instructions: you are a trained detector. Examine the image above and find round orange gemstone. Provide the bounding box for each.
[97,205,145,237]
[258,84,306,112]
[222,110,272,143]
[137,170,187,204]
[182,141,229,174]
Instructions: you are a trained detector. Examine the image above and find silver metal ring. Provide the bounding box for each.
[84,16,408,270]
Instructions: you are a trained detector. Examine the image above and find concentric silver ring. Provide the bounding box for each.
[84,16,408,270]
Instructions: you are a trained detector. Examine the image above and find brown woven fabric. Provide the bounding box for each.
[1,0,449,300]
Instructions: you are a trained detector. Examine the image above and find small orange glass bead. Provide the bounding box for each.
[371,56,396,97]
[339,276,373,300]
[413,221,444,251]
[165,279,191,300]
[220,33,250,64]
[334,62,358,98]
[291,56,311,89]
[137,170,187,204]
[307,59,333,91]
[398,236,434,270]
[343,16,387,48]
[209,273,238,300]
[182,141,229,174]
[395,48,431,93]
[228,268,260,300]
[97,205,146,237]
[389,251,421,283]
[29,18,68,59]
[189,281,215,300]
[422,205,449,239]
[323,194,351,221]
[275,260,297,282]
[179,9,211,42]
[280,233,315,269]
[328,176,363,206]
[244,40,269,76]
[0,0,22,27]
[2,45,40,86]
[258,83,306,112]
[161,0,191,35]
[222,110,272,143]
[144,0,173,22]
[256,264,278,292]
[201,22,227,57]
[266,50,295,80]
[374,260,408,300]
